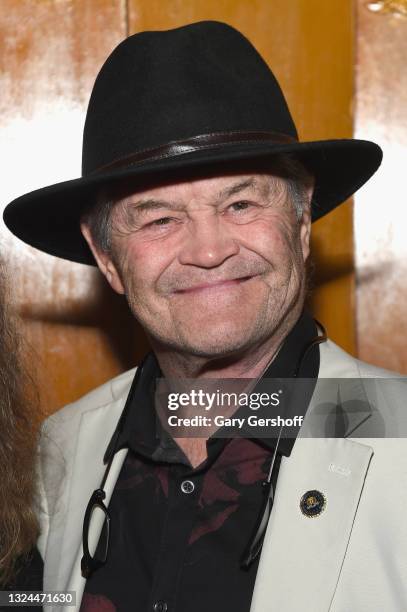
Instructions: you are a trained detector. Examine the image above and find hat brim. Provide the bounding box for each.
[3,138,382,265]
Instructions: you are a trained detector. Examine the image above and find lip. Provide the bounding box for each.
[174,275,255,294]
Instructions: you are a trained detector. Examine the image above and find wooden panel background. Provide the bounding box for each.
[354,0,407,374]
[0,0,355,415]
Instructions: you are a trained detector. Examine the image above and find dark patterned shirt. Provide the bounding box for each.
[81,312,320,612]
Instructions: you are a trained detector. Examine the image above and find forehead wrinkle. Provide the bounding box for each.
[120,179,261,219]
[114,173,286,228]
[217,177,258,200]
[121,198,186,219]
[216,175,284,203]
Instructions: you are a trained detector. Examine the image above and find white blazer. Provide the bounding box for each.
[37,340,407,611]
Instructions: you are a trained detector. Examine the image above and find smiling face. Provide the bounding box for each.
[82,169,312,362]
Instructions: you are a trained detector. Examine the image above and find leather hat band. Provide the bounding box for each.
[91,130,298,175]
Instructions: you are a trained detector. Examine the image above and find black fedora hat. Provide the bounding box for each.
[4,20,382,265]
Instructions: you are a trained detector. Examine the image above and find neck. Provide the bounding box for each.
[150,311,302,380]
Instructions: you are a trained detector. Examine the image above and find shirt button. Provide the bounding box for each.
[180,479,195,494]
[153,602,168,612]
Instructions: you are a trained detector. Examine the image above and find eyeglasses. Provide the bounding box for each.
[80,360,147,579]
[81,488,111,579]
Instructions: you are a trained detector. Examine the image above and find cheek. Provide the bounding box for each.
[117,238,174,297]
[236,218,301,267]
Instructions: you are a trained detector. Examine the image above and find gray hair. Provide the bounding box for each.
[82,153,313,254]
[274,154,313,220]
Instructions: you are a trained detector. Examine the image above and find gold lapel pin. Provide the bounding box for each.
[300,490,326,517]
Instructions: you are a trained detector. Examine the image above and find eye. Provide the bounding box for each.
[151,217,173,226]
[223,200,261,224]
[142,216,176,230]
[229,200,251,212]
[141,215,182,235]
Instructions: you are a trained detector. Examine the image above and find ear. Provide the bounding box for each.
[81,223,125,295]
[299,183,314,262]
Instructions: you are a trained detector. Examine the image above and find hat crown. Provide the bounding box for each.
[82,21,298,176]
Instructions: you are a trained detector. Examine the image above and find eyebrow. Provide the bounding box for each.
[127,199,184,215]
[218,178,257,200]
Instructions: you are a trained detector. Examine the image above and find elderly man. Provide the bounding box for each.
[4,20,407,612]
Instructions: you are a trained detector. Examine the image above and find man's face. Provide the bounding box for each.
[83,170,312,359]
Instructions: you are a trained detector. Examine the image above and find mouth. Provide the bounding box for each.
[174,275,255,294]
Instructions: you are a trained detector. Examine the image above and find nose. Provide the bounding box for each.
[178,216,239,268]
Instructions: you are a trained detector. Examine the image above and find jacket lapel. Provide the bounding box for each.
[43,395,129,612]
[250,437,373,612]
[250,340,375,611]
